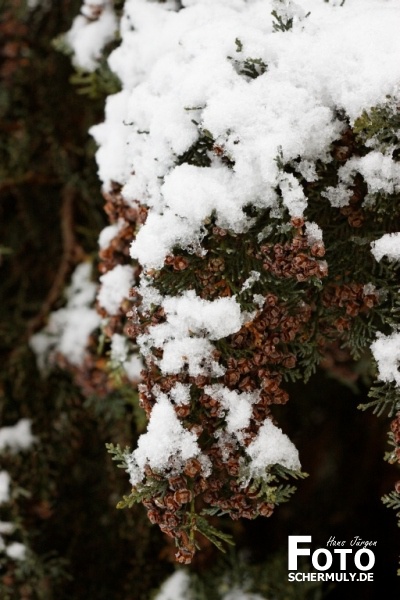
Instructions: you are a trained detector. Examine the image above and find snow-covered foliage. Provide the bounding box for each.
[127,391,208,485]
[63,0,400,563]
[0,419,36,562]
[371,333,400,387]
[30,262,100,370]
[371,232,400,263]
[88,0,400,267]
[97,264,134,315]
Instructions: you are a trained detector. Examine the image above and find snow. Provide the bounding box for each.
[110,332,129,363]
[338,153,400,197]
[305,221,323,245]
[0,471,11,505]
[159,291,243,341]
[205,385,258,442]
[154,570,191,600]
[66,1,118,72]
[110,333,143,381]
[370,332,400,386]
[363,283,377,296]
[67,261,99,307]
[271,0,307,23]
[245,419,301,474]
[130,213,204,270]
[277,173,308,217]
[0,420,35,562]
[253,294,266,308]
[0,521,15,535]
[321,184,352,209]
[97,264,134,314]
[0,522,15,535]
[223,591,265,600]
[154,570,266,600]
[98,220,124,249]
[86,0,400,269]
[91,92,133,189]
[169,382,192,406]
[5,542,26,561]
[30,263,100,368]
[127,392,205,485]
[159,338,225,378]
[123,355,143,382]
[241,271,261,292]
[371,232,400,263]
[0,419,36,454]
[138,291,244,376]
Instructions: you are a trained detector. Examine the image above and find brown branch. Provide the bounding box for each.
[25,185,85,339]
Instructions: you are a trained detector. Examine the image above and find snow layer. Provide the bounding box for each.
[371,232,400,262]
[98,219,124,249]
[154,570,266,600]
[0,420,36,454]
[30,263,100,368]
[5,542,26,561]
[370,332,400,386]
[305,221,323,245]
[337,153,400,200]
[205,385,258,442]
[246,418,300,474]
[154,570,191,600]
[127,392,206,485]
[0,471,11,505]
[89,0,400,269]
[110,333,143,382]
[66,1,117,72]
[98,264,134,315]
[0,420,35,562]
[204,385,299,472]
[138,291,245,376]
